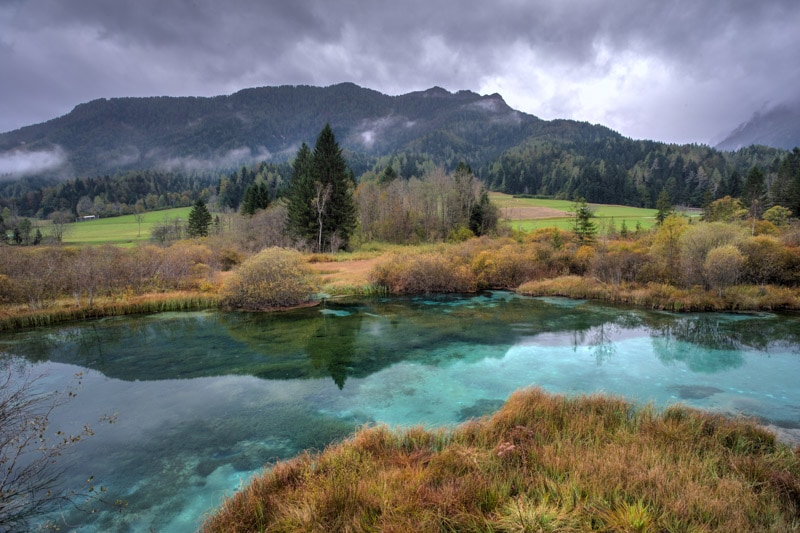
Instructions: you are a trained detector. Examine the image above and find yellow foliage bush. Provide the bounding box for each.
[369,252,476,294]
[471,245,541,289]
[221,247,320,309]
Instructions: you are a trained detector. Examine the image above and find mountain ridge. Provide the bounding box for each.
[715,100,800,152]
[1,83,794,218]
[0,83,541,179]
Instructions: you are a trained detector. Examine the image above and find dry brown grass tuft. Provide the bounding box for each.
[202,388,800,532]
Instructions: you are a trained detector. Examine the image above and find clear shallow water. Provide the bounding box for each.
[1,292,800,531]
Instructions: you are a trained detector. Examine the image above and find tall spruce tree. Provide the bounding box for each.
[741,167,765,205]
[771,148,800,216]
[571,197,597,244]
[240,181,271,216]
[655,188,673,225]
[187,198,212,237]
[286,125,356,251]
[286,142,316,241]
[313,124,356,250]
[741,166,766,220]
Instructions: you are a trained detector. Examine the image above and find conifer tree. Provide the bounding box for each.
[655,188,673,225]
[571,197,597,244]
[741,167,764,204]
[286,125,356,251]
[286,142,315,241]
[313,123,356,249]
[187,199,212,237]
[240,181,270,216]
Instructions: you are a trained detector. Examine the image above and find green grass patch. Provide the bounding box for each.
[490,192,660,233]
[509,216,657,232]
[61,207,193,245]
[489,192,575,211]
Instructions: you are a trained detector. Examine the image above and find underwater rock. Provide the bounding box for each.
[458,398,505,421]
[669,384,724,399]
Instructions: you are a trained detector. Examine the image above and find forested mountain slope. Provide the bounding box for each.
[0,83,794,216]
[0,83,539,179]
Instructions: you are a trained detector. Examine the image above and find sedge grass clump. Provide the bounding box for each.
[221,247,320,310]
[202,387,800,532]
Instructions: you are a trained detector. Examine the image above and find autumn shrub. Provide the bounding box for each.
[221,247,320,309]
[0,247,66,308]
[369,252,476,294]
[763,205,793,227]
[64,245,126,306]
[590,241,648,285]
[752,219,779,236]
[648,215,688,283]
[780,245,800,285]
[704,244,745,296]
[780,221,800,247]
[0,274,16,304]
[572,244,595,274]
[738,235,787,286]
[679,222,746,287]
[446,225,475,243]
[471,244,542,289]
[158,242,213,289]
[527,226,571,248]
[213,247,244,271]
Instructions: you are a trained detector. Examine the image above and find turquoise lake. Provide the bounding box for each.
[1,292,799,531]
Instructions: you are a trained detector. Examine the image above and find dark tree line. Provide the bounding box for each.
[0,170,217,219]
[485,135,789,209]
[216,161,290,213]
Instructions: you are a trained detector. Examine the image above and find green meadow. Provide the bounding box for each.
[46,194,690,245]
[490,192,662,232]
[60,207,193,245]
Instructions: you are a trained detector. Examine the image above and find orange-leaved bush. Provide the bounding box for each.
[222,247,319,310]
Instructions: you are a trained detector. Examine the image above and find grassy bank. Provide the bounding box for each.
[202,387,800,532]
[0,292,220,332]
[517,276,800,312]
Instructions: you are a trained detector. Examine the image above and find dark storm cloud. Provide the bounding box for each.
[1,0,798,143]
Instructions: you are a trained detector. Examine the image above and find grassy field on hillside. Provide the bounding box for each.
[60,207,193,245]
[45,193,687,245]
[490,192,661,232]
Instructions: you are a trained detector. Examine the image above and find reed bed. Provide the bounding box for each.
[517,276,800,312]
[0,292,221,331]
[202,387,800,532]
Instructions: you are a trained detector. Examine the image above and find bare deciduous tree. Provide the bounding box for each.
[0,367,115,531]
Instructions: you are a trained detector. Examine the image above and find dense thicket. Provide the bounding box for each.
[356,163,498,243]
[0,243,220,309]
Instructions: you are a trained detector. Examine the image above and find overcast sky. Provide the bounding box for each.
[1,0,798,144]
